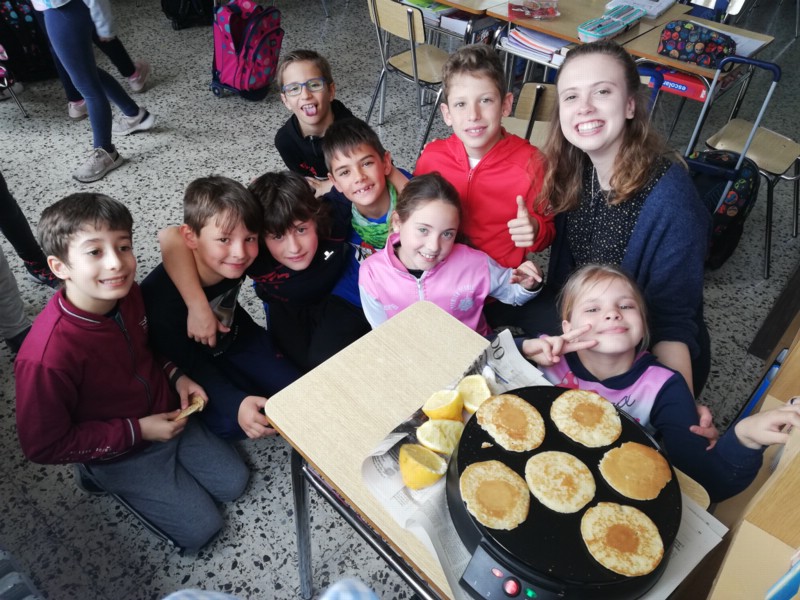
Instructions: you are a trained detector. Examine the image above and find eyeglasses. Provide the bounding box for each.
[281,78,328,96]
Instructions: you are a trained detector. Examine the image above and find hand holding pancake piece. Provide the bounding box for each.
[172,394,206,421]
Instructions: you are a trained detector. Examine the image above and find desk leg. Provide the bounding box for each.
[291,449,314,600]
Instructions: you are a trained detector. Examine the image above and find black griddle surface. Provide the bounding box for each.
[452,386,682,585]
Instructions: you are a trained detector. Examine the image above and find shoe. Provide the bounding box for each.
[5,325,31,355]
[24,261,61,289]
[127,60,151,93]
[73,464,106,496]
[0,81,23,101]
[72,148,124,183]
[68,100,88,121]
[112,108,155,136]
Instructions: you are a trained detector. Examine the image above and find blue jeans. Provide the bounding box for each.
[41,0,138,151]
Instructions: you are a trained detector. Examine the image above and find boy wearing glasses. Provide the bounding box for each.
[274,50,355,196]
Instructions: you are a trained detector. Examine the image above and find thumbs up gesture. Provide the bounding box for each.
[507,196,538,248]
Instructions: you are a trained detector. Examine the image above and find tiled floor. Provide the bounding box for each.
[1,0,799,598]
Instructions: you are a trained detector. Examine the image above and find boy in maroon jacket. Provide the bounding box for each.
[14,193,248,551]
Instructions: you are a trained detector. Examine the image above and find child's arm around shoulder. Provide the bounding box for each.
[158,226,229,347]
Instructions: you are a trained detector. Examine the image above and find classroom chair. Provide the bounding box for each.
[501,82,556,147]
[686,56,798,278]
[366,0,449,156]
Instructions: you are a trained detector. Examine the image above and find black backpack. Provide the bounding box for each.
[689,149,761,270]
[0,0,55,81]
[161,0,214,30]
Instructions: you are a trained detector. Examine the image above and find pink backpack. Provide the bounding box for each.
[212,0,283,100]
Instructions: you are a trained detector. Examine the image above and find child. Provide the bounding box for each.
[274,49,355,195]
[322,116,409,309]
[359,173,542,334]
[14,193,248,551]
[521,264,800,502]
[31,0,155,182]
[540,41,710,399]
[159,171,370,372]
[414,44,554,270]
[141,176,300,440]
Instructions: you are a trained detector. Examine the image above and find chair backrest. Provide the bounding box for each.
[368,0,426,44]
[504,82,556,144]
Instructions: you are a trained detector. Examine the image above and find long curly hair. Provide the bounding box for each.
[539,41,673,213]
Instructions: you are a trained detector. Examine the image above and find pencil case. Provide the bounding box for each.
[578,4,646,42]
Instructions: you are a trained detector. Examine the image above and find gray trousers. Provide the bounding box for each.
[86,419,249,551]
[0,245,30,342]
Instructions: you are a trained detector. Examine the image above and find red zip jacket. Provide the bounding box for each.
[15,285,179,465]
[415,131,554,268]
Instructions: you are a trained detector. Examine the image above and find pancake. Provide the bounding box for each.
[525,451,595,513]
[550,390,622,448]
[460,460,530,530]
[581,502,664,577]
[476,394,545,452]
[599,442,673,501]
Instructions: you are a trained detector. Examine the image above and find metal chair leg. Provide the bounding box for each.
[320,0,330,17]
[366,69,386,125]
[418,87,442,157]
[291,449,313,600]
[2,84,29,118]
[793,159,799,237]
[764,177,776,279]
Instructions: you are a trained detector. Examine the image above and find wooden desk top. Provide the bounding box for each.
[265,302,489,599]
[435,0,500,15]
[624,17,774,79]
[487,1,690,45]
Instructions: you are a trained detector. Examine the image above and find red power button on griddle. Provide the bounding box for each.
[503,578,521,597]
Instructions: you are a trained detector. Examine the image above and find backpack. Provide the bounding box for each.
[688,149,761,269]
[0,0,55,81]
[212,0,282,100]
[161,0,214,30]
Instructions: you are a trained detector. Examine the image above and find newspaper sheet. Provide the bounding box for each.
[361,329,727,599]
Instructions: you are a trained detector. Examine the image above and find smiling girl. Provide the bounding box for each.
[541,41,711,409]
[522,264,800,502]
[358,173,542,334]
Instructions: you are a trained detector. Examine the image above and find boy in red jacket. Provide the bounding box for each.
[415,44,556,334]
[14,193,248,551]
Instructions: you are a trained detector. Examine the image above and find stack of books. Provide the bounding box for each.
[500,25,570,64]
[399,0,456,26]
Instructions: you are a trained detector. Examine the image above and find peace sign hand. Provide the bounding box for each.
[521,324,598,367]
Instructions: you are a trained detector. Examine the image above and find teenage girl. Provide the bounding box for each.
[159,171,370,372]
[358,173,542,335]
[540,40,711,403]
[31,0,155,183]
[522,264,800,502]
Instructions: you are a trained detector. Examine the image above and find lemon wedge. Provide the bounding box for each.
[416,419,464,455]
[422,389,463,421]
[458,374,492,414]
[399,444,448,490]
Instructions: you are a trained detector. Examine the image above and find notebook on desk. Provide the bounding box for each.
[606,0,676,19]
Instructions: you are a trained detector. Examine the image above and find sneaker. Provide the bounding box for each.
[0,81,23,101]
[127,60,151,93]
[73,464,106,496]
[23,261,61,289]
[112,108,155,136]
[68,100,88,121]
[72,148,124,183]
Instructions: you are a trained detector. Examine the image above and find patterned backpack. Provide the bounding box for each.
[0,0,55,81]
[688,149,761,269]
[211,0,283,101]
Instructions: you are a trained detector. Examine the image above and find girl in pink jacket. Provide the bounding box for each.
[358,173,543,335]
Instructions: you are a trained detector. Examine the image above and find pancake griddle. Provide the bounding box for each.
[446,386,682,599]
